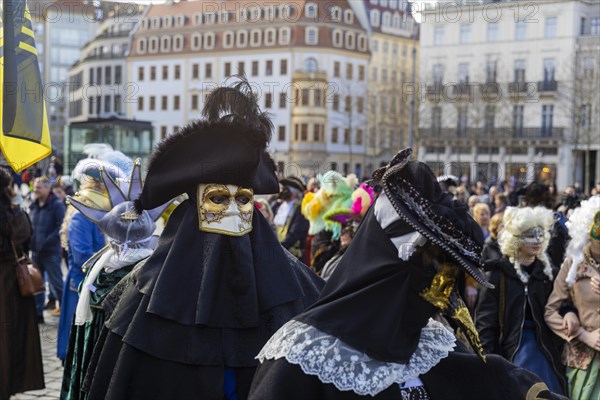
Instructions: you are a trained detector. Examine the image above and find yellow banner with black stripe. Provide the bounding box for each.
[0,0,51,172]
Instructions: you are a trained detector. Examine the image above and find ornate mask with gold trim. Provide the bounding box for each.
[197,183,254,236]
[420,262,487,362]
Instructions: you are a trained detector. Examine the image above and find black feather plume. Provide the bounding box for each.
[202,74,272,144]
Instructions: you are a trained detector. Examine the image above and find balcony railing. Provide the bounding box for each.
[292,70,328,82]
[537,80,558,92]
[419,127,564,141]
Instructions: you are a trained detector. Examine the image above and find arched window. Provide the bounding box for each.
[370,10,380,27]
[357,34,367,51]
[191,33,202,50]
[236,30,248,47]
[250,29,262,47]
[332,29,343,47]
[279,27,291,45]
[223,31,234,48]
[265,28,276,46]
[204,32,215,49]
[382,11,392,28]
[304,57,318,73]
[149,37,159,53]
[161,36,171,52]
[392,12,402,29]
[137,38,147,54]
[305,3,317,18]
[343,9,354,24]
[328,5,341,22]
[173,34,184,51]
[345,32,355,49]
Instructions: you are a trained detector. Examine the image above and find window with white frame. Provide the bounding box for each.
[161,36,171,52]
[163,16,172,28]
[344,9,354,24]
[459,24,471,44]
[219,11,230,23]
[223,32,234,48]
[250,29,262,47]
[371,39,379,51]
[328,5,341,22]
[149,37,158,53]
[137,38,147,53]
[358,34,367,51]
[306,3,317,18]
[173,34,184,51]
[194,13,202,25]
[371,10,380,27]
[204,33,215,49]
[306,27,318,45]
[382,11,391,28]
[487,22,498,42]
[191,33,202,50]
[151,17,161,29]
[141,19,148,29]
[434,26,444,46]
[392,13,402,29]
[205,12,216,24]
[265,28,276,45]
[333,29,343,47]
[279,27,291,44]
[237,30,248,47]
[175,14,185,27]
[515,20,527,40]
[590,17,600,35]
[345,32,355,49]
[545,16,557,38]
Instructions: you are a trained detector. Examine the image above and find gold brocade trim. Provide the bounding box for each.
[420,263,487,362]
[420,263,457,310]
[451,305,487,362]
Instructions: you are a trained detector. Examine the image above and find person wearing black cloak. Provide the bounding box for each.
[249,149,567,400]
[84,77,324,400]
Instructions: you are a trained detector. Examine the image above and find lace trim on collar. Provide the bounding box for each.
[257,319,456,396]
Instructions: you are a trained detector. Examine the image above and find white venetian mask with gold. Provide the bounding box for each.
[197,183,254,236]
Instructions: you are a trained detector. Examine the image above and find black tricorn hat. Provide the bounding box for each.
[135,76,279,212]
[371,148,492,288]
[280,176,306,192]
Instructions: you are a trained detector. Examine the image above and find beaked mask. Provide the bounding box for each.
[197,183,254,236]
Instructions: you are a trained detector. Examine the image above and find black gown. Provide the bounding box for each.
[85,200,323,400]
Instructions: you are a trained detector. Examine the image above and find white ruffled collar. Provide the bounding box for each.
[257,318,456,396]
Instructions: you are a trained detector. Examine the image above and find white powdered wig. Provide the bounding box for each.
[565,195,600,286]
[499,206,556,282]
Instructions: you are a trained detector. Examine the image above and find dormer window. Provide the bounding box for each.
[370,10,380,27]
[237,30,248,47]
[327,5,341,22]
[223,31,234,48]
[332,29,343,47]
[265,28,276,45]
[250,29,262,47]
[175,14,185,27]
[343,9,354,24]
[161,36,171,52]
[151,17,161,29]
[191,33,202,50]
[204,32,215,49]
[173,34,184,51]
[137,38,147,54]
[149,36,159,53]
[163,16,172,28]
[279,27,291,45]
[306,27,318,45]
[345,32,355,49]
[194,13,202,25]
[306,3,317,18]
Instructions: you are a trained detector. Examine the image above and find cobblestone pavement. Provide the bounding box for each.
[11,310,63,400]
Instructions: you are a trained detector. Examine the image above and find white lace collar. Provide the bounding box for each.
[257,319,456,396]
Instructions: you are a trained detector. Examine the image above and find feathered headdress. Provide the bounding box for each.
[134,74,279,213]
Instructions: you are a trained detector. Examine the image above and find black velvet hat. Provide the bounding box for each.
[371,148,491,288]
[280,176,306,192]
[134,76,279,212]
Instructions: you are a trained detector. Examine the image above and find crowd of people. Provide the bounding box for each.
[0,77,598,400]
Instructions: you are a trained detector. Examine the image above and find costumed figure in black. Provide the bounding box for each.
[60,159,171,400]
[85,76,324,400]
[249,149,567,400]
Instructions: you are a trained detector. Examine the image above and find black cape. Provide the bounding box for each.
[85,200,323,400]
[249,342,569,400]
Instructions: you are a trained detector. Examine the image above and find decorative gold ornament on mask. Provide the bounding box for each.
[197,183,254,236]
[420,262,487,362]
